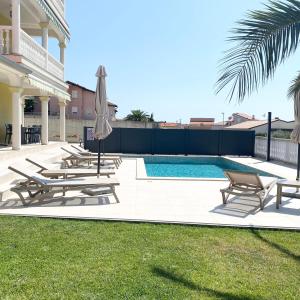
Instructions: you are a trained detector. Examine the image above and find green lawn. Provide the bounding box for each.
[0,216,299,299]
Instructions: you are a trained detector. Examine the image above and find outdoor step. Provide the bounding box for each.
[0,142,68,162]
[0,142,69,201]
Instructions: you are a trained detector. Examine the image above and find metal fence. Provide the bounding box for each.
[84,127,255,156]
[255,136,297,165]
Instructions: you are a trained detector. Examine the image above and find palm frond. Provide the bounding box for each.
[288,71,300,99]
[216,0,300,102]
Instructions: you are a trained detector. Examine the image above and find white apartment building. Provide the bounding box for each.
[0,0,70,149]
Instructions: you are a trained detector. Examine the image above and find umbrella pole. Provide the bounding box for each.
[97,139,101,178]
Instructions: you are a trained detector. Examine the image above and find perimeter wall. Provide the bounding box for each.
[84,127,255,156]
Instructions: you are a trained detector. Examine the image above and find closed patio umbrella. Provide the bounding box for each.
[291,95,300,180]
[94,65,112,177]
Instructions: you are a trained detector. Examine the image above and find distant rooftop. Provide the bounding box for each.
[214,121,227,126]
[159,122,182,128]
[226,118,288,129]
[190,118,215,123]
[232,112,256,120]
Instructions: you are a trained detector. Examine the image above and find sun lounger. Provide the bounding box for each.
[220,171,277,210]
[8,165,120,205]
[71,144,122,164]
[25,158,115,178]
[61,147,120,168]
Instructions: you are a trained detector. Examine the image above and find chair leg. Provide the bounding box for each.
[258,195,264,210]
[11,187,27,206]
[112,187,119,203]
[221,191,230,204]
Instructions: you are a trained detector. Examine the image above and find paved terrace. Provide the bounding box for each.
[0,147,299,230]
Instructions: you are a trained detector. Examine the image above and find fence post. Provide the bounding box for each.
[117,128,121,154]
[151,129,155,155]
[184,129,188,156]
[297,144,300,180]
[218,130,221,156]
[266,112,272,161]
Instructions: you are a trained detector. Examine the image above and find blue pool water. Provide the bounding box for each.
[144,156,276,178]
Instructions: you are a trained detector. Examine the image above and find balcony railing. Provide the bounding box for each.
[0,26,12,54]
[20,30,48,70]
[0,27,64,81]
[48,52,64,80]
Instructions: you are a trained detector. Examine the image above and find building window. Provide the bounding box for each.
[72,106,78,114]
[72,90,78,99]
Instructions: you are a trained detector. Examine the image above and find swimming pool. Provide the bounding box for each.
[142,156,276,179]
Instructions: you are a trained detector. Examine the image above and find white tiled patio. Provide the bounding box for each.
[1,152,300,230]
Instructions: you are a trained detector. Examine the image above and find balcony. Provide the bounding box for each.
[47,0,65,19]
[0,26,64,81]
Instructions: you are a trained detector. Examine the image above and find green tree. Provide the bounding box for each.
[24,97,35,113]
[216,0,300,102]
[125,110,154,122]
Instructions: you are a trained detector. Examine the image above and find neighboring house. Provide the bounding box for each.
[66,81,117,120]
[226,118,294,134]
[188,118,215,129]
[31,81,118,121]
[0,0,70,149]
[227,112,256,126]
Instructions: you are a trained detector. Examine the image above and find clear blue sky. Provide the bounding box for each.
[56,0,299,123]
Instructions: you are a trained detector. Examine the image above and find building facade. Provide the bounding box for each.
[67,81,117,120]
[0,0,70,149]
[29,81,118,120]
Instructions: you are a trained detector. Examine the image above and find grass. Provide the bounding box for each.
[0,216,299,299]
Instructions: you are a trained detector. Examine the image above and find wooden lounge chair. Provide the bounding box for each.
[220,171,277,210]
[71,144,122,164]
[8,165,120,205]
[61,147,120,168]
[25,158,115,178]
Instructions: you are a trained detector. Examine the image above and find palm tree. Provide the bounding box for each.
[125,110,150,122]
[148,113,154,122]
[216,0,300,102]
[216,0,300,179]
[288,72,300,100]
[288,72,300,141]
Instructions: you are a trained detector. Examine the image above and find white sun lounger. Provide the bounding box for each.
[220,170,277,210]
[8,165,120,205]
[61,147,120,168]
[26,158,115,178]
[71,144,122,164]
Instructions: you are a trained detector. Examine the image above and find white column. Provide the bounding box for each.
[40,96,49,145]
[40,22,49,50]
[59,100,66,142]
[11,0,21,54]
[59,41,66,64]
[10,87,23,150]
[21,96,25,126]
